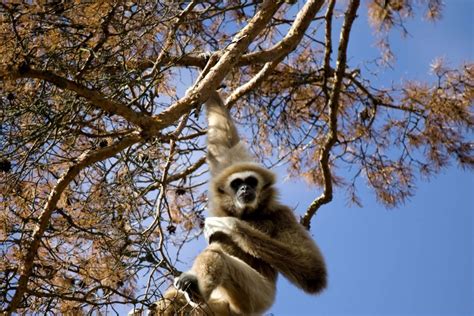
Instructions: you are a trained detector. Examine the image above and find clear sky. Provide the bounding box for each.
[269,2,473,316]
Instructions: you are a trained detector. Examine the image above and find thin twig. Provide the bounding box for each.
[142,114,191,237]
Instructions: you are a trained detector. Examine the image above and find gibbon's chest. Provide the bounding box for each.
[241,214,278,238]
[209,231,277,282]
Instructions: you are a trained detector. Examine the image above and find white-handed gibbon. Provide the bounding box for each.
[152,91,327,315]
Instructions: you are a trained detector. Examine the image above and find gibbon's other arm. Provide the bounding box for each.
[205,216,327,294]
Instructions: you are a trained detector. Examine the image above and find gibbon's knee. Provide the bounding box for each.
[222,255,276,315]
[191,246,227,299]
[150,287,194,316]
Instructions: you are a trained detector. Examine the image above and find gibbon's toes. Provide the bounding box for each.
[174,273,201,305]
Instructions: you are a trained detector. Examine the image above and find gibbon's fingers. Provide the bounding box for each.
[173,274,200,308]
[204,217,237,241]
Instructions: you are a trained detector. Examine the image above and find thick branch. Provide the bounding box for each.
[301,0,360,229]
[137,0,325,72]
[150,0,285,134]
[5,66,157,130]
[226,0,326,106]
[6,133,142,314]
[241,0,325,64]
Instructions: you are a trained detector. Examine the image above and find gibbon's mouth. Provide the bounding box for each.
[238,191,256,204]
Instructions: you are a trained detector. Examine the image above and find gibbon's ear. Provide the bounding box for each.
[217,186,225,194]
[262,181,273,190]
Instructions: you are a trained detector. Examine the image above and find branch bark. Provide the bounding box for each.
[150,0,285,133]
[6,133,142,314]
[226,0,326,106]
[5,66,157,131]
[301,0,360,229]
[138,1,326,72]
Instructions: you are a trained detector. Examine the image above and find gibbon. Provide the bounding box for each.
[152,91,327,315]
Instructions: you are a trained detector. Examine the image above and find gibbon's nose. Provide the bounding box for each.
[239,185,256,203]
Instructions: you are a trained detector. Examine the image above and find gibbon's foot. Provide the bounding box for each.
[174,273,201,307]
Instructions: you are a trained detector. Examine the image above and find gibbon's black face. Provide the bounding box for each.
[214,168,274,216]
[230,175,258,205]
[225,171,264,212]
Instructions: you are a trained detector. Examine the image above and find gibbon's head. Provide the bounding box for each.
[210,163,276,218]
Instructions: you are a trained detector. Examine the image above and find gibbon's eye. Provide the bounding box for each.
[245,176,258,188]
[230,178,243,191]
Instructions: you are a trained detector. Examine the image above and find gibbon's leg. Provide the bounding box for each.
[182,243,276,315]
[150,287,204,316]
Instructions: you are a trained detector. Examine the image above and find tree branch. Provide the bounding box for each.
[301,0,360,229]
[5,66,158,131]
[150,0,285,133]
[147,1,199,75]
[6,132,142,314]
[322,0,336,99]
[166,156,207,183]
[137,0,325,72]
[240,0,325,64]
[142,113,191,237]
[226,0,326,106]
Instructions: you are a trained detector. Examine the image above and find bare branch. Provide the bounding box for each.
[148,1,199,73]
[226,0,326,106]
[301,0,361,229]
[151,0,285,131]
[166,156,207,183]
[4,66,158,131]
[241,0,325,64]
[143,114,191,236]
[137,0,325,72]
[322,0,336,98]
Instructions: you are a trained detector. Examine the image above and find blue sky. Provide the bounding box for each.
[269,2,473,315]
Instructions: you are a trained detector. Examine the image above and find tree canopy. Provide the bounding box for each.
[0,0,472,314]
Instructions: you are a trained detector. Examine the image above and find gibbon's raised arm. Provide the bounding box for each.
[206,91,240,150]
[205,215,327,294]
[205,92,253,176]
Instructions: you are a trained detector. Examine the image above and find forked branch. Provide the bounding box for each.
[301,0,360,229]
[226,0,326,107]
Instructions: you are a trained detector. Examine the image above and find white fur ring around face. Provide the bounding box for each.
[204,217,237,242]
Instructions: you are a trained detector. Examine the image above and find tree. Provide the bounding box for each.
[0,0,472,314]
